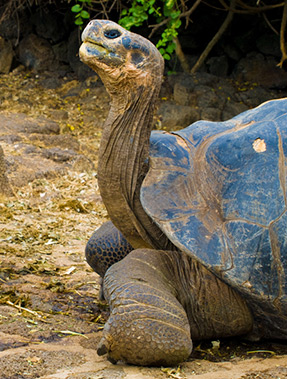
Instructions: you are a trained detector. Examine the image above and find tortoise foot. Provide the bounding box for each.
[97,307,192,366]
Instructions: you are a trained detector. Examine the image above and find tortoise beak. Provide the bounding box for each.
[79,21,124,68]
[80,23,109,60]
[80,40,108,59]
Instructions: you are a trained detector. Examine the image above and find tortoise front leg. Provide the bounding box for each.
[97,249,192,366]
[85,221,133,277]
[97,249,253,366]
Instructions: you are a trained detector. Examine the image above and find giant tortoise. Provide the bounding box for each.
[79,19,287,366]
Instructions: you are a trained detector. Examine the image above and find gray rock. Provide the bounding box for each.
[0,36,13,73]
[233,52,287,89]
[52,41,69,64]
[0,144,14,196]
[38,77,63,89]
[18,34,56,71]
[216,78,237,100]
[196,86,222,109]
[0,135,22,144]
[29,134,79,151]
[0,13,31,41]
[158,101,200,130]
[234,86,278,108]
[0,113,94,188]
[200,107,222,121]
[0,113,60,135]
[31,9,67,44]
[191,72,219,87]
[174,82,197,106]
[167,72,197,91]
[256,33,281,58]
[222,101,249,121]
[222,43,242,62]
[207,56,229,77]
[42,147,77,162]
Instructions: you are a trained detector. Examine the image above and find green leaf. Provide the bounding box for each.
[80,10,90,19]
[166,0,175,9]
[163,7,172,17]
[163,53,171,60]
[170,10,181,19]
[71,4,82,13]
[166,42,176,53]
[143,2,149,11]
[119,17,136,29]
[154,7,162,17]
[75,18,83,25]
[173,19,182,28]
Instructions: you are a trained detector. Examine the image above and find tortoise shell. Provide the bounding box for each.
[141,99,287,312]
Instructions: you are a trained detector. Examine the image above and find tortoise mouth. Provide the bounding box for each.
[82,38,109,55]
[79,39,124,71]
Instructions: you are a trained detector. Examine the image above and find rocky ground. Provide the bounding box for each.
[1,68,287,379]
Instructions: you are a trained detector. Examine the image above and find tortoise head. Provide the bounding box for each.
[79,20,164,94]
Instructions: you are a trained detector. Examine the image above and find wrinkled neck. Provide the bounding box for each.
[99,85,154,194]
[97,81,160,248]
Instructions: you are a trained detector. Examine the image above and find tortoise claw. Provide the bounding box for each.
[97,340,108,356]
[107,356,118,365]
[97,335,118,364]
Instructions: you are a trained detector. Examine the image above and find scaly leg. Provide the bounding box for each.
[97,248,253,366]
[85,221,133,277]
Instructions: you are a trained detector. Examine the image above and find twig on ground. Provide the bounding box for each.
[6,300,49,322]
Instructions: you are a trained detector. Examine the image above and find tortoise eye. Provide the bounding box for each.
[104,29,121,39]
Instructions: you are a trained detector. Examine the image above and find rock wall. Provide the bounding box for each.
[0,2,286,86]
[0,4,94,79]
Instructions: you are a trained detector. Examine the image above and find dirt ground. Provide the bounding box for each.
[1,69,287,379]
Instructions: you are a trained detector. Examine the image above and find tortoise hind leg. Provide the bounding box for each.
[176,254,254,341]
[85,221,133,277]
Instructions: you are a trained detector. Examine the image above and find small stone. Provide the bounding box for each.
[174,82,197,106]
[19,34,56,71]
[0,145,14,196]
[233,52,287,89]
[158,101,200,130]
[0,36,13,74]
[207,56,229,77]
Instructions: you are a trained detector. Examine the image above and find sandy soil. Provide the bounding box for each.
[0,70,287,379]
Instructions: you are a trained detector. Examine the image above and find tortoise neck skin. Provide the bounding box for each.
[80,20,168,249]
[98,74,161,249]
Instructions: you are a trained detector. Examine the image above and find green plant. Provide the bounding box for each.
[71,0,91,26]
[119,0,182,60]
